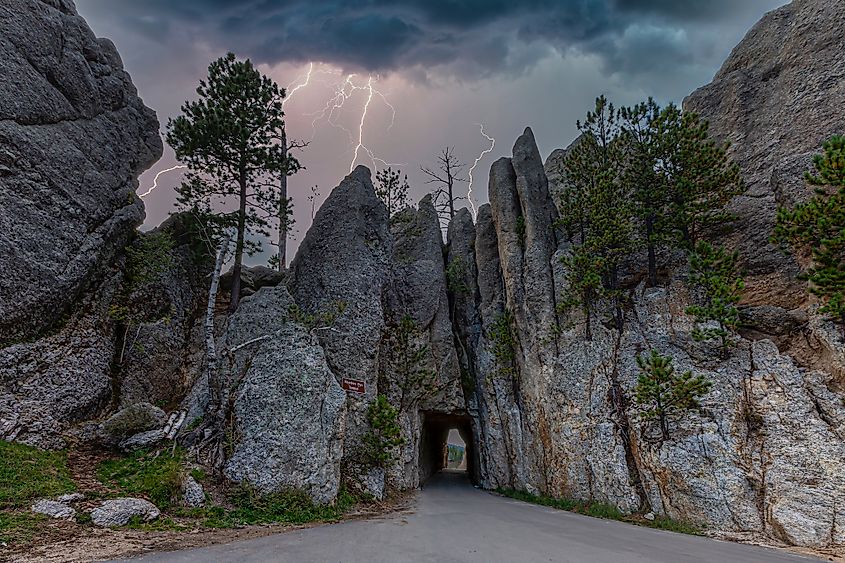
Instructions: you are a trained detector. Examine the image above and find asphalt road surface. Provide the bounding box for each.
[114,470,819,563]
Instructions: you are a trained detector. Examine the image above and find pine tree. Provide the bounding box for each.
[634,350,711,441]
[167,53,298,312]
[685,241,745,358]
[652,105,744,246]
[773,136,845,327]
[620,99,671,286]
[362,395,405,468]
[375,167,410,217]
[558,96,634,336]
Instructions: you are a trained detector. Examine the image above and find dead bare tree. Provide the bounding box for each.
[420,147,468,227]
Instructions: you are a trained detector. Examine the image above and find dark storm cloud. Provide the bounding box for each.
[77,0,784,79]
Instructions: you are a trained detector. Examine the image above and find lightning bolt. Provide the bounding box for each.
[350,76,375,172]
[139,164,187,199]
[467,123,495,218]
[283,62,313,106]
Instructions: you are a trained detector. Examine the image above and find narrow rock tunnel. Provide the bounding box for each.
[418,411,479,486]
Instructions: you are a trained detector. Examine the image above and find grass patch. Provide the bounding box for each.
[0,512,47,546]
[96,449,184,510]
[496,488,701,535]
[172,486,360,529]
[95,448,363,532]
[0,442,75,509]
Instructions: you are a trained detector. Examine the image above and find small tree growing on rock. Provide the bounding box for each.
[382,315,438,411]
[375,167,410,217]
[773,135,845,327]
[685,241,745,358]
[362,395,405,469]
[634,350,711,441]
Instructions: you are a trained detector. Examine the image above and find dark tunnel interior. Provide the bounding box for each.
[418,411,479,486]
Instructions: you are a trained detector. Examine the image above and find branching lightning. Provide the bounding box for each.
[283,62,314,106]
[284,64,400,173]
[467,123,496,218]
[140,164,187,199]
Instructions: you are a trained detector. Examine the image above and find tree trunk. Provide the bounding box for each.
[229,169,248,313]
[646,215,657,287]
[277,131,288,271]
[206,231,232,380]
[447,167,455,222]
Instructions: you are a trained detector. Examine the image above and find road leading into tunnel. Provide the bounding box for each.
[113,470,819,563]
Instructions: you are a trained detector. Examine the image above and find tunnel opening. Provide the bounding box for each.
[418,411,478,486]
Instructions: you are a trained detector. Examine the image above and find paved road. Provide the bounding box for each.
[115,470,818,563]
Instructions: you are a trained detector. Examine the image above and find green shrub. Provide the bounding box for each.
[490,311,518,379]
[227,485,348,525]
[126,231,175,289]
[0,441,75,509]
[96,449,184,510]
[362,395,405,468]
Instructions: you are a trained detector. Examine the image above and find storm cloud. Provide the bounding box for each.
[76,0,781,80]
[74,0,785,261]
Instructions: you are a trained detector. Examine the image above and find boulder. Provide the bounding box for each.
[31,499,75,520]
[182,475,205,508]
[90,498,160,527]
[101,403,166,444]
[223,285,347,505]
[118,428,167,452]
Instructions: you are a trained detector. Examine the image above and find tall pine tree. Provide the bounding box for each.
[652,105,744,246]
[620,99,670,286]
[167,53,298,312]
[773,136,845,326]
[558,96,634,337]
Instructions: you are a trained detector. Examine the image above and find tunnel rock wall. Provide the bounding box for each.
[448,114,845,547]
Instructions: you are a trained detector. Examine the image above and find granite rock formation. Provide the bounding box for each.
[0,0,162,344]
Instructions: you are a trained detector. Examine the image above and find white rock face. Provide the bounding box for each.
[445,121,845,548]
[90,498,160,527]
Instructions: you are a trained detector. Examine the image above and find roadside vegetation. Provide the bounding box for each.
[496,488,702,536]
[0,442,365,551]
[0,441,76,547]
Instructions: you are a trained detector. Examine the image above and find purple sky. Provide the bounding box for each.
[75,0,785,263]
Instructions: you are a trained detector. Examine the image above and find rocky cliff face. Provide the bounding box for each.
[684,0,845,313]
[0,0,162,344]
[0,0,165,448]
